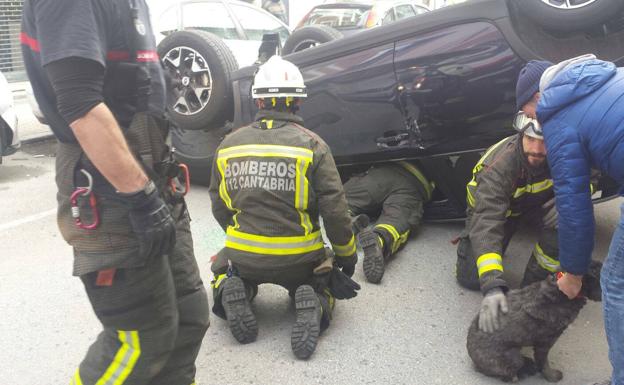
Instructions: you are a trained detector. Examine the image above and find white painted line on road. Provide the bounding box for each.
[0,208,56,232]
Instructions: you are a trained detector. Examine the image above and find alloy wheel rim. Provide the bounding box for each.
[162,45,213,116]
[539,0,599,10]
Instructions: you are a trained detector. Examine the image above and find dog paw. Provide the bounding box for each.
[518,357,538,378]
[542,367,563,382]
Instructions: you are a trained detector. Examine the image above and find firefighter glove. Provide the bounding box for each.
[336,253,357,277]
[120,180,176,259]
[542,198,558,229]
[478,287,508,333]
[328,267,361,299]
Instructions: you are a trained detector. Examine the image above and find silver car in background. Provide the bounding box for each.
[0,70,19,164]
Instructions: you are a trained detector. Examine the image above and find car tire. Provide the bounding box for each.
[282,25,343,54]
[158,30,238,131]
[514,0,624,32]
[170,123,223,186]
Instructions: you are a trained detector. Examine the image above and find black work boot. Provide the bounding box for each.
[358,228,385,283]
[291,285,322,359]
[222,276,258,344]
[351,213,370,235]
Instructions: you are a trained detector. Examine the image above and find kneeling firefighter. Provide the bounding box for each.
[456,61,563,333]
[209,55,360,359]
[21,0,210,384]
[345,161,433,283]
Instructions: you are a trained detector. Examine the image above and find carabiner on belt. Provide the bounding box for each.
[169,163,190,197]
[70,169,100,230]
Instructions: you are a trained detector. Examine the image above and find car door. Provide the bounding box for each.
[297,42,408,164]
[392,21,524,156]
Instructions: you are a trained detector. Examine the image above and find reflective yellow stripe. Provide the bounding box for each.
[225,227,324,255]
[217,157,241,229]
[375,224,399,242]
[476,253,503,277]
[332,235,356,256]
[513,179,553,198]
[295,157,313,234]
[397,161,434,200]
[533,243,560,273]
[375,224,409,253]
[261,119,274,129]
[72,369,84,385]
[467,188,476,207]
[218,144,313,161]
[323,288,335,310]
[211,273,228,289]
[466,137,510,207]
[95,331,141,385]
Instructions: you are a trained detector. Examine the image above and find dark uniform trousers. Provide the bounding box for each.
[210,250,333,328]
[56,115,209,385]
[456,209,560,291]
[344,164,425,257]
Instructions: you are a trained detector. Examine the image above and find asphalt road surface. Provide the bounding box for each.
[1,139,619,385]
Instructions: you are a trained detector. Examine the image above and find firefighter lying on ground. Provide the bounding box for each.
[208,56,359,359]
[345,161,433,283]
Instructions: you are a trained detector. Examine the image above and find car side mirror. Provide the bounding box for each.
[256,32,282,64]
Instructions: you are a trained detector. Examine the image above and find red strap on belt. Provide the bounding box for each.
[96,268,117,286]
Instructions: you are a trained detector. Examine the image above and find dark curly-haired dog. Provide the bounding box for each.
[467,260,603,382]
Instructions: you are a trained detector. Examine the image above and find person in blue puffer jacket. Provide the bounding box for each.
[536,54,624,385]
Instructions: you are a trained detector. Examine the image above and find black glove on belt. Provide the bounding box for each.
[118,180,176,259]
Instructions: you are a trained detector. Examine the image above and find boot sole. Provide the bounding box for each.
[291,285,321,359]
[359,230,385,284]
[223,276,258,344]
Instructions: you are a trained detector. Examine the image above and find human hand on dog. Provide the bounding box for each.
[479,288,508,333]
[557,273,583,299]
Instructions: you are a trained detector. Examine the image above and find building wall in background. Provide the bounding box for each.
[0,0,25,82]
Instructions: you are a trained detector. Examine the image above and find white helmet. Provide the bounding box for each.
[252,56,307,99]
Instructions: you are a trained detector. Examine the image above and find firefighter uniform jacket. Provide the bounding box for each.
[209,110,356,270]
[465,134,554,293]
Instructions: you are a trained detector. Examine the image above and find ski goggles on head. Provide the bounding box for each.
[512,111,543,139]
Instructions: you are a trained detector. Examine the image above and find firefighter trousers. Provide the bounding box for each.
[211,251,333,329]
[344,166,425,257]
[456,214,560,291]
[71,207,210,385]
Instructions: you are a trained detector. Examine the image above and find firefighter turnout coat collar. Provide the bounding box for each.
[208,110,356,269]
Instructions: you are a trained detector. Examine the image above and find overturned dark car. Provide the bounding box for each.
[163,0,624,220]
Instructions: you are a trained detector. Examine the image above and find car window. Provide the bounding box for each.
[304,7,371,29]
[181,2,239,40]
[414,5,429,15]
[394,4,416,20]
[230,4,289,43]
[381,9,396,25]
[156,6,179,37]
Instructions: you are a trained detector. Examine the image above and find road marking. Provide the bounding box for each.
[0,208,56,232]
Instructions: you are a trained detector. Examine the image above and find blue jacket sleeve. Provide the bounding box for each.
[544,119,595,275]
